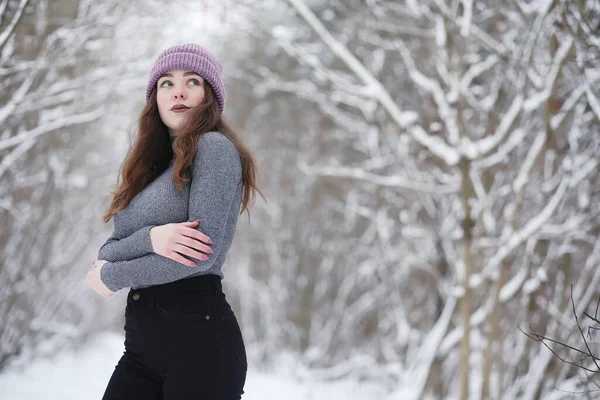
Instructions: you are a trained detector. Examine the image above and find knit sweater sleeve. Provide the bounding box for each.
[100,133,242,292]
[97,225,157,262]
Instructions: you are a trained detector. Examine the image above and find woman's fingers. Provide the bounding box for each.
[166,222,214,265]
[174,243,210,261]
[179,223,213,245]
[181,235,213,254]
[170,251,197,267]
[182,220,200,226]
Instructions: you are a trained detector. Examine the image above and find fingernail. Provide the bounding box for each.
[208,239,213,244]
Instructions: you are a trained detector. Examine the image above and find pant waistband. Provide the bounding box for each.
[130,274,222,298]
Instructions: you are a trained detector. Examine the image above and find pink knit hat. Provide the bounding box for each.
[146,43,226,114]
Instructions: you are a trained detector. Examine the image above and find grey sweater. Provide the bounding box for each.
[98,131,243,292]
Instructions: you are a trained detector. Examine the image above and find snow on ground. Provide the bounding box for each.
[0,332,386,400]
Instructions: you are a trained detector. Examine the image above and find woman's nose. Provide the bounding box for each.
[172,90,186,100]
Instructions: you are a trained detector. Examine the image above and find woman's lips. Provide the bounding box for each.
[171,104,190,113]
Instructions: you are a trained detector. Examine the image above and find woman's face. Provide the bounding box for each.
[156,69,206,136]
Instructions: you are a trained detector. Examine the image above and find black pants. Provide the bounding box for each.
[102,274,247,399]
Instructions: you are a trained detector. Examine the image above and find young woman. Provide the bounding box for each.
[86,43,263,399]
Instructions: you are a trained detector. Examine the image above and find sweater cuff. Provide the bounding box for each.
[97,225,156,263]
[128,225,156,255]
[100,261,124,293]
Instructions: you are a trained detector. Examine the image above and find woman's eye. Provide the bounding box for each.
[188,78,200,86]
[159,80,172,88]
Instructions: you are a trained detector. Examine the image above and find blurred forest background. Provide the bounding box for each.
[1,0,600,399]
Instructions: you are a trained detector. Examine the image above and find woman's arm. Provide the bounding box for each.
[100,132,243,292]
[97,225,157,262]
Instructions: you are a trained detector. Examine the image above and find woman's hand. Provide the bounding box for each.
[150,220,214,267]
[88,260,114,298]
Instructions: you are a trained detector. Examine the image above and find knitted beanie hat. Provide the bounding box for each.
[146,43,226,114]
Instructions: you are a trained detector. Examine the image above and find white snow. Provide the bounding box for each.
[459,0,473,37]
[286,0,460,166]
[585,82,600,123]
[0,332,386,400]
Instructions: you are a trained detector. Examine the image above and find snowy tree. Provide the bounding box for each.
[3,1,599,398]
[523,286,600,397]
[221,0,600,398]
[0,0,139,370]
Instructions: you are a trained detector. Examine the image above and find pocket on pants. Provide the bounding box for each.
[219,314,248,371]
[156,293,211,316]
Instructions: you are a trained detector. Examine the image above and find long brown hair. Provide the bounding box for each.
[102,80,265,223]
